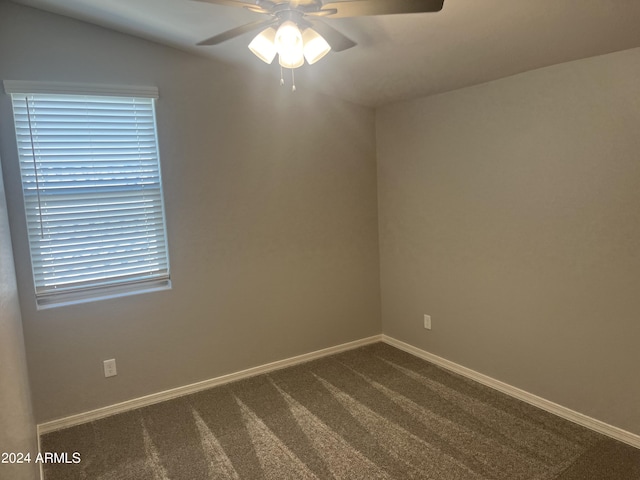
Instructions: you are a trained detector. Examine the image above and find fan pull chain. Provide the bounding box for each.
[278,65,296,92]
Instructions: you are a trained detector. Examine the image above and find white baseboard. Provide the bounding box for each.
[382,335,640,450]
[38,334,382,435]
[38,333,640,451]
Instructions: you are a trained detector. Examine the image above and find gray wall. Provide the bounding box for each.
[0,158,38,480]
[0,2,381,423]
[377,48,640,435]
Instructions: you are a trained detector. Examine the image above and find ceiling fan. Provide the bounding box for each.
[194,0,445,87]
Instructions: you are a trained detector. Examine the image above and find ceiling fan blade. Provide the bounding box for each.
[310,20,356,52]
[192,0,270,13]
[197,19,277,45]
[305,8,338,17]
[319,0,444,18]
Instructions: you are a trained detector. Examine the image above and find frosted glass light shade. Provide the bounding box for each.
[278,51,304,69]
[275,21,304,69]
[302,28,331,65]
[248,27,277,64]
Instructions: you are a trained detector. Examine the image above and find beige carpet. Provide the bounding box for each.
[41,343,640,479]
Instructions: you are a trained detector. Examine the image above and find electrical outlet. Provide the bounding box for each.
[103,359,117,378]
[423,314,432,330]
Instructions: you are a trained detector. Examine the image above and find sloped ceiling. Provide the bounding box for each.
[10,0,640,106]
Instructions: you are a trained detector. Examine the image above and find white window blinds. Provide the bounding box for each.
[8,86,170,307]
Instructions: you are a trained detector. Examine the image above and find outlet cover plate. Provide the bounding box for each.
[103,359,117,378]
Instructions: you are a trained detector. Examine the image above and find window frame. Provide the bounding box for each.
[4,81,171,309]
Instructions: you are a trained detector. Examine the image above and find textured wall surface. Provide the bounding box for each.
[0,2,380,423]
[377,47,640,435]
[0,159,39,480]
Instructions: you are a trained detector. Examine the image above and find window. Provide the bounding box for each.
[5,81,170,308]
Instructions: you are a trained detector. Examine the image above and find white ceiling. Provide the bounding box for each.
[11,0,640,106]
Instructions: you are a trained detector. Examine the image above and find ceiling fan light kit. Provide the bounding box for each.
[196,0,445,88]
[249,22,331,68]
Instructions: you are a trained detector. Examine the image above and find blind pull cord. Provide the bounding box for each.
[25,96,44,239]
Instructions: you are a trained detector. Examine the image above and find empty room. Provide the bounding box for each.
[0,0,639,479]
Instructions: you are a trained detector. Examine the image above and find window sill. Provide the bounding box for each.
[36,279,171,310]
